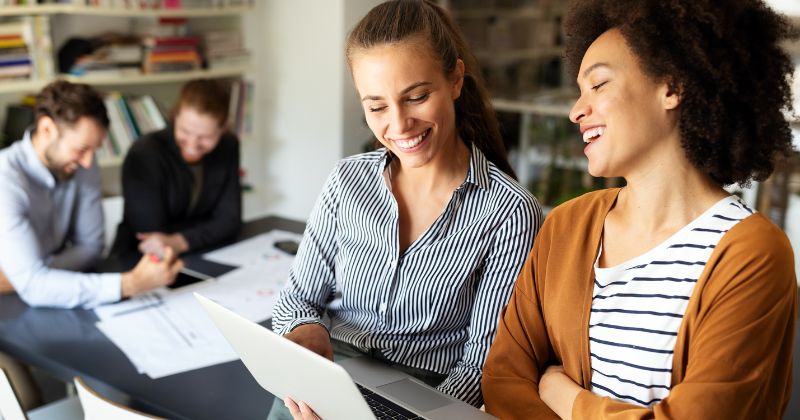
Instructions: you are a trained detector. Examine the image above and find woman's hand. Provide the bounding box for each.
[285,397,322,420]
[284,323,334,360]
[539,365,582,420]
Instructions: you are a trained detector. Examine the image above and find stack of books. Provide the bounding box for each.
[142,35,201,73]
[204,30,248,70]
[0,21,33,81]
[139,18,201,74]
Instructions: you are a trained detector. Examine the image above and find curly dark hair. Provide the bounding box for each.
[564,0,798,186]
[35,80,109,129]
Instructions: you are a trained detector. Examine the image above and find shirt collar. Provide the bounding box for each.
[375,142,491,191]
[21,129,57,189]
[465,143,491,191]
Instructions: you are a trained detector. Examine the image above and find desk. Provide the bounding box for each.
[0,216,305,420]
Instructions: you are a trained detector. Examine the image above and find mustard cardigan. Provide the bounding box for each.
[482,188,796,419]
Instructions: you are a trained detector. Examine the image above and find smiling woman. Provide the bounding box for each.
[268,1,543,419]
[482,1,798,419]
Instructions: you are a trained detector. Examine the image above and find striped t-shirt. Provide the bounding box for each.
[589,196,754,406]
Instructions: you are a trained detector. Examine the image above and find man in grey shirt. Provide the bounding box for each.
[0,80,183,308]
[0,80,184,411]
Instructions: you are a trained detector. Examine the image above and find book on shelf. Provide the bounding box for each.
[227,78,251,137]
[204,30,248,70]
[0,0,250,8]
[99,92,166,161]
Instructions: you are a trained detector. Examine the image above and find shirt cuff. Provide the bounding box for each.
[284,318,329,335]
[93,273,122,306]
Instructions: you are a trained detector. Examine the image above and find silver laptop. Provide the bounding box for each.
[194,293,495,420]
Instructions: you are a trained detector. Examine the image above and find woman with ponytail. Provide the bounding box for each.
[269,1,542,418]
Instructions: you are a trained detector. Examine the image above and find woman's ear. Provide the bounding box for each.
[662,80,681,110]
[451,58,465,100]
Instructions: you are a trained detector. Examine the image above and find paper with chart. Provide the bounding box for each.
[94,229,300,378]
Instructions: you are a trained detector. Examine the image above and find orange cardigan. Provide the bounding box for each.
[482,188,796,419]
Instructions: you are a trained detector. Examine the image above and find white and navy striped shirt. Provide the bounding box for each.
[272,145,542,405]
[589,196,754,406]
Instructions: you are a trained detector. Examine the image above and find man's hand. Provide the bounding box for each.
[0,270,14,294]
[136,232,189,256]
[284,323,333,361]
[121,247,183,298]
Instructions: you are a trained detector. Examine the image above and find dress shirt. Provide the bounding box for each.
[272,145,543,406]
[0,131,120,308]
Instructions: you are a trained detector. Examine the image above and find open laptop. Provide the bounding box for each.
[194,293,495,420]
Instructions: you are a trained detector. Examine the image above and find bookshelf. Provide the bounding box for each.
[0,2,254,200]
[442,0,584,209]
[0,5,253,18]
[0,65,249,94]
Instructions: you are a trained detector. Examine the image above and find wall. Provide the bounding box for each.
[247,0,380,221]
[341,0,383,158]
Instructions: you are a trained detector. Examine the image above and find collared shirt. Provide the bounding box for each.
[272,145,542,406]
[0,131,120,308]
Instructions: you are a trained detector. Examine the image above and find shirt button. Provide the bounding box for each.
[387,259,397,268]
[379,302,387,313]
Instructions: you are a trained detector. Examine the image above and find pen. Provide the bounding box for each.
[179,267,214,281]
[113,300,163,317]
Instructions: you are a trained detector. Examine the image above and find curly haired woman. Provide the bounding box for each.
[481,1,797,418]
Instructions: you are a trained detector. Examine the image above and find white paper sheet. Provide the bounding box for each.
[94,241,297,379]
[202,230,302,267]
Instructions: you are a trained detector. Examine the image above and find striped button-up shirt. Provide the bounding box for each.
[272,145,542,405]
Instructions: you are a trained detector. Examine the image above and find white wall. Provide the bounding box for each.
[246,0,381,221]
[342,0,383,158]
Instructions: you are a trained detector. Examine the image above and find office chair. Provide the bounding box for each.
[73,377,165,420]
[0,369,81,420]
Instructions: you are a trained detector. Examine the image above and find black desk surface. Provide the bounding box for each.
[0,216,305,420]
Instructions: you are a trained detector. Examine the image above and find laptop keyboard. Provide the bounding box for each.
[357,384,425,419]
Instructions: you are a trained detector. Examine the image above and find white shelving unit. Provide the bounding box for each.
[0,65,250,94]
[0,4,251,17]
[0,4,253,198]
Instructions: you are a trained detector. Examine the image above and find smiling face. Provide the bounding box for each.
[173,106,224,164]
[569,28,680,179]
[350,40,465,171]
[41,116,106,180]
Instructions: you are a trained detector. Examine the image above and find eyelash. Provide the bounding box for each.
[368,93,430,113]
[591,81,608,91]
[408,93,429,103]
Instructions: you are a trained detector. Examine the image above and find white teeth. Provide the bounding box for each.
[583,126,605,143]
[395,130,427,149]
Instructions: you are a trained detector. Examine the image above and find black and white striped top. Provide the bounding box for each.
[589,196,754,406]
[271,145,542,405]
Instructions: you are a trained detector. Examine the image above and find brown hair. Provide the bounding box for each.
[35,80,109,128]
[564,0,797,186]
[172,78,231,127]
[346,0,516,179]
